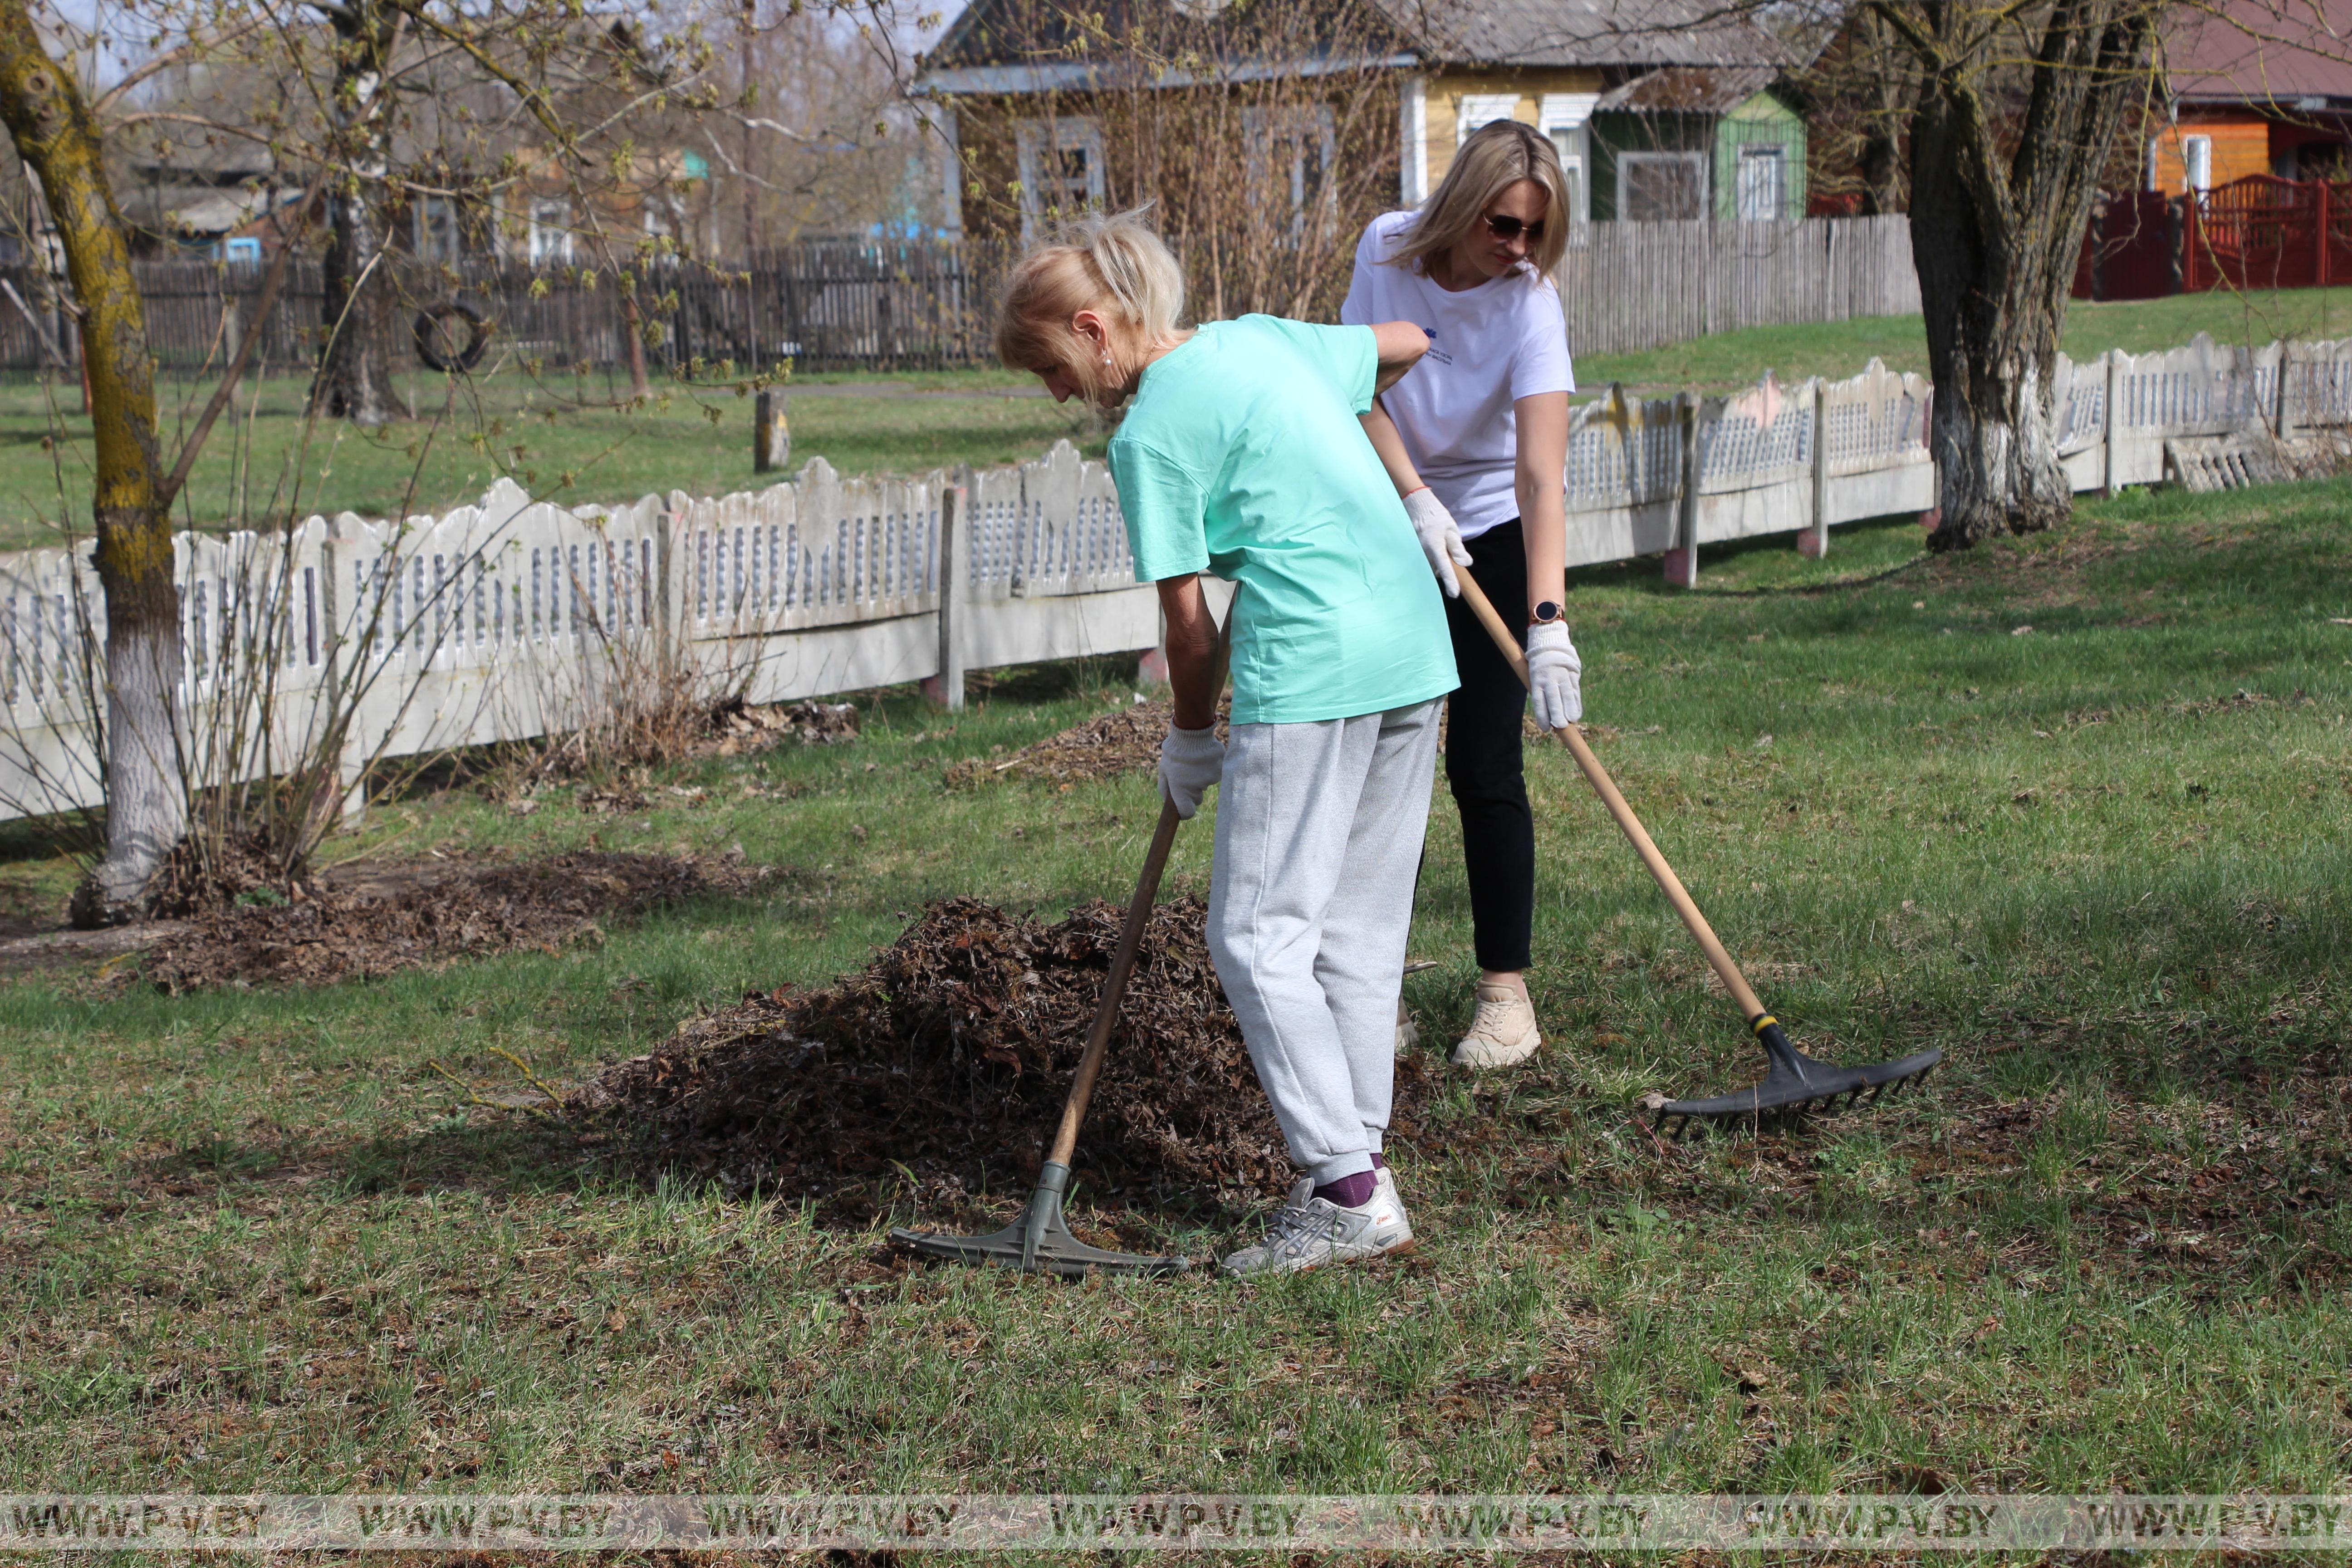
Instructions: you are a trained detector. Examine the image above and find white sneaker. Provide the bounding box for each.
[1218,1171,1415,1278]
[1393,998,1420,1059]
[1451,982,1541,1068]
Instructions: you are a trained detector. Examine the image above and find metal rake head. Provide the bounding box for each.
[1640,1018,1943,1142]
[889,1163,1191,1279]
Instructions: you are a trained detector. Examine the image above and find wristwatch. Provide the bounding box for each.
[1530,600,1563,626]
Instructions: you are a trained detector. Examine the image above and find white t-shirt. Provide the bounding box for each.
[1338,210,1575,541]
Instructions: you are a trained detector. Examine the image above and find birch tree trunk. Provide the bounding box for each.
[0,0,183,924]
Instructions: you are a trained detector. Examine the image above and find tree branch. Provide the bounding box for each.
[156,163,328,514]
[91,15,272,119]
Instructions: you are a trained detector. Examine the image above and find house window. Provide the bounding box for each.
[1015,118,1106,239]
[1620,151,1706,220]
[1246,104,1338,237]
[2182,135,2213,193]
[1455,93,1521,151]
[1540,93,1598,227]
[414,196,459,264]
[1735,143,1786,220]
[528,198,573,265]
[219,236,262,266]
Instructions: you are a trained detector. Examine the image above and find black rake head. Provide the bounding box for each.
[1639,1017,1943,1142]
[888,1162,1191,1279]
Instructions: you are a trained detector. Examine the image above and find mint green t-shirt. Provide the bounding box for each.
[1108,315,1458,725]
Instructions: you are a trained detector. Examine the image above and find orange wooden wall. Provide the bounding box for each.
[2146,117,2273,192]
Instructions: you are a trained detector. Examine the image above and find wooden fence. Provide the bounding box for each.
[0,217,1919,381]
[0,328,2327,827]
[1555,215,1920,357]
[0,245,1004,382]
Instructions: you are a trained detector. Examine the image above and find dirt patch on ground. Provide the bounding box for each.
[142,852,754,992]
[591,896,1433,1213]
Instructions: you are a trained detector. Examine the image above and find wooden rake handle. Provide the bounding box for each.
[1453,568,1771,1026]
[1045,595,1234,1169]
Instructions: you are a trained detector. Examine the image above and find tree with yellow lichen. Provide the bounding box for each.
[0,0,184,926]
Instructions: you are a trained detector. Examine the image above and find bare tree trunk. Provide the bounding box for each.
[310,0,398,427]
[1888,0,2160,550]
[1908,94,2073,549]
[622,286,652,399]
[0,0,182,924]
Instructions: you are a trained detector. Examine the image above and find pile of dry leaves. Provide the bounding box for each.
[594,896,1431,1209]
[144,852,753,991]
[945,699,1235,789]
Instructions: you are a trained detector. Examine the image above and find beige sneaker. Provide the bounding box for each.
[1452,982,1541,1068]
[1393,998,1420,1059]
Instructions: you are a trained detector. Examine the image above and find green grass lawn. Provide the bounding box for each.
[1577,284,2352,396]
[9,284,2349,552]
[1,479,2347,1512]
[0,366,1097,551]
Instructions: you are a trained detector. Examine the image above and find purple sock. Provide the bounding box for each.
[1371,1152,1386,1171]
[1314,1171,1378,1209]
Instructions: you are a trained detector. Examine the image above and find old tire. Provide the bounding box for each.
[413,300,491,373]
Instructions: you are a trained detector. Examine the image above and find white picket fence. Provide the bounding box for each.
[0,330,2338,826]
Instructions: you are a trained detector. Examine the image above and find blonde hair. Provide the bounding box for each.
[995,206,1188,396]
[1390,119,1571,279]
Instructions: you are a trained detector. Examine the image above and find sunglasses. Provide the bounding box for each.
[1483,213,1546,244]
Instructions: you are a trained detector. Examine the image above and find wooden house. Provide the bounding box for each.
[917,0,1809,240]
[2145,0,2352,194]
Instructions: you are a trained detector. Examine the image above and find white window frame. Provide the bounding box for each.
[1400,75,1429,206]
[414,195,459,264]
[527,197,573,265]
[1539,92,1597,230]
[1014,117,1106,241]
[1734,142,1787,221]
[1619,151,1708,221]
[1455,93,1522,152]
[2183,134,2214,193]
[1245,103,1339,239]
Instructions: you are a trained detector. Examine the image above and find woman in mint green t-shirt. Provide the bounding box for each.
[996,210,1457,1279]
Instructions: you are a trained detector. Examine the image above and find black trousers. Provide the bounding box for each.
[1442,518,1535,974]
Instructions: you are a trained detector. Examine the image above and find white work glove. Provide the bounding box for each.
[1401,487,1472,598]
[1525,621,1582,732]
[1156,724,1224,820]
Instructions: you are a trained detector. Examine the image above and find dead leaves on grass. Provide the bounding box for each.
[144,853,756,992]
[943,699,1186,789]
[593,896,1434,1212]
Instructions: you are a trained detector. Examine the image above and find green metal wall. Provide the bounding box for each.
[1590,92,1807,221]
[1714,93,1806,220]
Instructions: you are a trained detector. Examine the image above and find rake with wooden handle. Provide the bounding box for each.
[1451,566,1940,1138]
[890,599,1233,1274]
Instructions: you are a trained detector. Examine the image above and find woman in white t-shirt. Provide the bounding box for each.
[1343,118,1580,1070]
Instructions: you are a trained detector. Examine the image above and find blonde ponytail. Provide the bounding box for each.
[995,206,1187,396]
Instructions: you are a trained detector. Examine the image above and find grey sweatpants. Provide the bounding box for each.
[1207,699,1442,1186]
